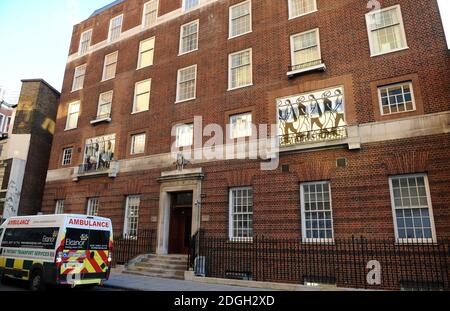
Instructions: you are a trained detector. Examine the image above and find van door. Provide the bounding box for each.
[61,228,90,281]
[86,230,111,277]
[61,228,110,281]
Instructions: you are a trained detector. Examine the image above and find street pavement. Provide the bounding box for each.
[0,273,269,291]
[0,278,120,291]
[104,272,270,291]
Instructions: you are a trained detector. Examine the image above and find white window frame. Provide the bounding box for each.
[130,133,146,155]
[86,198,100,216]
[65,101,80,131]
[228,48,253,91]
[365,4,408,57]
[229,112,253,139]
[289,28,322,70]
[288,0,318,20]
[108,14,123,42]
[229,0,252,39]
[378,81,416,116]
[229,187,253,242]
[132,79,152,113]
[96,90,113,120]
[62,147,73,166]
[175,124,194,148]
[179,20,199,56]
[300,181,335,243]
[176,65,197,103]
[137,37,155,70]
[389,174,437,243]
[78,29,92,56]
[183,0,199,12]
[55,200,65,215]
[102,51,118,81]
[142,0,159,29]
[124,195,140,237]
[71,64,87,92]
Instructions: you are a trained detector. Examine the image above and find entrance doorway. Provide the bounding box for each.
[168,192,193,254]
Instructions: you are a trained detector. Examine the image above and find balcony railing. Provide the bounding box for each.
[288,59,326,78]
[78,161,111,175]
[279,126,348,147]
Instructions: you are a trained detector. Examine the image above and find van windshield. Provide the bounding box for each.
[65,228,110,251]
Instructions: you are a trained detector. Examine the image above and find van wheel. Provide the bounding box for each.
[29,270,45,291]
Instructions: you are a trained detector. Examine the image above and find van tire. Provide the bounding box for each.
[29,270,46,291]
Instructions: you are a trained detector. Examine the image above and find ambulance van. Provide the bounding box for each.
[0,214,113,290]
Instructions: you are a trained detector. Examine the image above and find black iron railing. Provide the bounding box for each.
[78,161,111,174]
[111,229,157,267]
[188,230,202,272]
[289,59,324,72]
[279,126,347,147]
[189,234,450,291]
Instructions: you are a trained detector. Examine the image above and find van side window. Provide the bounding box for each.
[1,228,59,249]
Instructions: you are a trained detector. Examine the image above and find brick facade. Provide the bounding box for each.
[43,0,450,245]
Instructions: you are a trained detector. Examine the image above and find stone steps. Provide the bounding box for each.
[124,254,188,280]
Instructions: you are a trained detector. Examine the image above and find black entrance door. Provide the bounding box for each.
[169,192,193,254]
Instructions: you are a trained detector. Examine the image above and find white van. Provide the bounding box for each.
[0,214,113,291]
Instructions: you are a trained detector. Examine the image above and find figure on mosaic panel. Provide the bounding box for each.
[277,87,347,145]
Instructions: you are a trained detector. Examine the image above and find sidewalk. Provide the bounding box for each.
[103,272,271,291]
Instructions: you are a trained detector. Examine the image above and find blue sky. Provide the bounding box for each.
[0,0,113,104]
[0,0,449,105]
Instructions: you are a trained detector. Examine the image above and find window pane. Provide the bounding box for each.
[66,102,80,129]
[87,198,100,216]
[79,30,92,55]
[103,52,118,80]
[230,113,252,139]
[301,182,333,241]
[138,38,155,68]
[181,21,198,54]
[230,1,251,37]
[176,124,194,147]
[72,65,86,91]
[109,15,123,41]
[131,134,146,154]
[55,200,65,214]
[134,80,151,112]
[368,6,407,55]
[97,91,113,118]
[292,30,321,68]
[290,0,316,18]
[379,82,415,115]
[230,188,253,240]
[62,148,73,166]
[143,0,158,28]
[184,0,199,11]
[125,196,140,237]
[390,175,434,241]
[177,66,197,101]
[230,50,252,89]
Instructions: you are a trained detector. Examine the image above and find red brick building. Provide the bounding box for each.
[42,0,449,270]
